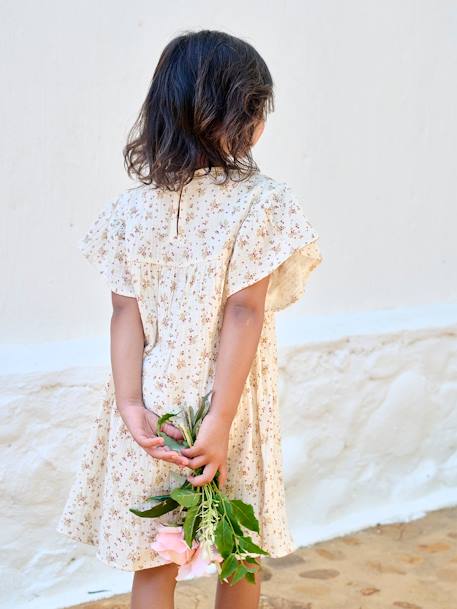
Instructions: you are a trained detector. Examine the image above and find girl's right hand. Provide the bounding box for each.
[118,402,191,468]
[180,411,231,487]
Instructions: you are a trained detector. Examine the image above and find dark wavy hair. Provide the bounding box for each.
[123,29,274,191]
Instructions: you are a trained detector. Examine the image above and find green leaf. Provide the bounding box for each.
[193,400,204,423]
[244,555,260,565]
[229,563,248,585]
[129,497,179,518]
[193,421,202,438]
[219,553,238,580]
[144,493,170,502]
[223,498,244,535]
[202,390,213,414]
[170,487,201,508]
[196,390,212,422]
[156,412,178,431]
[157,431,185,451]
[230,499,260,533]
[189,405,195,427]
[183,505,199,548]
[215,517,234,558]
[183,407,192,432]
[195,390,211,421]
[237,535,269,556]
[177,425,193,448]
[245,571,256,584]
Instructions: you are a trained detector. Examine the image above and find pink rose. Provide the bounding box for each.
[151,524,198,565]
[176,540,224,581]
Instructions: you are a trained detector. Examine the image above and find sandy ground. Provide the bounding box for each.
[61,506,457,609]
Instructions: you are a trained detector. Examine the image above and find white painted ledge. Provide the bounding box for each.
[276,302,457,345]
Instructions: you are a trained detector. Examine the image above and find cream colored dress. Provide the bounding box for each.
[56,166,323,571]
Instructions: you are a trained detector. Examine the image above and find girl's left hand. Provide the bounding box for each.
[180,412,231,487]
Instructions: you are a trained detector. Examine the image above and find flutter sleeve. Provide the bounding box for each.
[225,182,323,312]
[77,192,136,297]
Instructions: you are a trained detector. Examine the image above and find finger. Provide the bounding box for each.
[166,454,188,466]
[150,447,190,467]
[150,450,183,465]
[187,462,218,487]
[163,450,189,466]
[187,455,208,470]
[180,444,200,458]
[162,423,184,440]
[136,434,165,448]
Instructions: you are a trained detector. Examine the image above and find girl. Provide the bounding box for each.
[56,29,322,609]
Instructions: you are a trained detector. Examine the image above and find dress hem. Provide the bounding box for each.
[56,520,299,573]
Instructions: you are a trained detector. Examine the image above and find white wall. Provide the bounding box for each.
[1,0,456,342]
[1,1,456,608]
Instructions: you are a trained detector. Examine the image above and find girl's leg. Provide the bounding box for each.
[131,562,179,609]
[214,564,262,609]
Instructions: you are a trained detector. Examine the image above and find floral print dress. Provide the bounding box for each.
[56,166,323,572]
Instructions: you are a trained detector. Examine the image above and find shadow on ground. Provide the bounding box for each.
[62,507,457,609]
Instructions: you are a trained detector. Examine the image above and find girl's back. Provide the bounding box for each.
[78,166,320,421]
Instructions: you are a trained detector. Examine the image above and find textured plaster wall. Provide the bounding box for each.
[1,305,456,609]
[278,307,457,543]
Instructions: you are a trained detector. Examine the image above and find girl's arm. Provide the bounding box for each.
[181,274,270,486]
[110,292,190,467]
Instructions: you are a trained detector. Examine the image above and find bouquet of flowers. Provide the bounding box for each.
[129,390,269,584]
